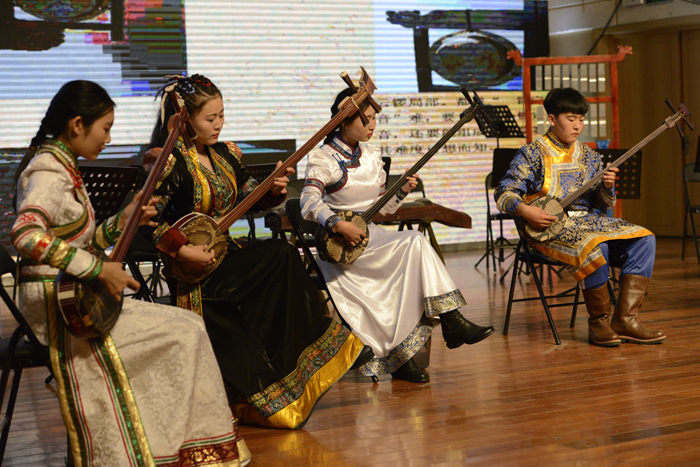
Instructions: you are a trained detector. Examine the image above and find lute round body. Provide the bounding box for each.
[523,196,568,242]
[315,211,369,264]
[55,252,122,339]
[161,212,229,283]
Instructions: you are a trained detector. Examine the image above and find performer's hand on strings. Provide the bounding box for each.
[98,261,140,301]
[334,221,367,247]
[402,173,419,194]
[120,191,159,230]
[270,160,295,196]
[603,163,619,189]
[516,203,558,229]
[176,244,216,271]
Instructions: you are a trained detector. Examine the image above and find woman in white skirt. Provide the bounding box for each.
[300,88,494,383]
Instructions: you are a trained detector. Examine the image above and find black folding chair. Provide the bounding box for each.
[502,218,581,345]
[0,243,74,465]
[284,198,343,320]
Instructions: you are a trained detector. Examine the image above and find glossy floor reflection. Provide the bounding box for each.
[2,238,699,466]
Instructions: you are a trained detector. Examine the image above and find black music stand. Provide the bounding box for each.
[81,166,161,302]
[597,149,643,201]
[477,105,525,148]
[81,166,142,224]
[473,107,523,268]
[475,147,520,269]
[244,163,280,244]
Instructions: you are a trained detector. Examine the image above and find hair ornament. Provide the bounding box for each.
[155,75,193,125]
[191,74,214,88]
[154,75,183,100]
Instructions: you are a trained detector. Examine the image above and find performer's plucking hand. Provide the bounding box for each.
[177,244,216,271]
[98,261,140,301]
[516,203,559,230]
[334,221,367,247]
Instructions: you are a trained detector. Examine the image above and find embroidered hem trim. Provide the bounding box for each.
[358,317,438,377]
[536,228,654,280]
[424,289,467,316]
[154,432,240,467]
[247,322,353,416]
[232,330,364,429]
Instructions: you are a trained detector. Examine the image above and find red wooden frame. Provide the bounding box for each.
[509,46,633,147]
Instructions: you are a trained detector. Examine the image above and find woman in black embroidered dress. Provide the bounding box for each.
[142,75,369,429]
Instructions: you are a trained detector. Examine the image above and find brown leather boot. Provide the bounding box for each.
[611,274,665,344]
[582,283,621,347]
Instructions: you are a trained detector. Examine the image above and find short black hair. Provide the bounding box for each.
[543,88,588,117]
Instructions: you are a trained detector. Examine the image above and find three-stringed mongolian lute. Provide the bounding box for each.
[162,66,382,283]
[524,101,694,242]
[55,90,197,338]
[316,89,488,264]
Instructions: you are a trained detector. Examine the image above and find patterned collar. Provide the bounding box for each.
[329,135,362,168]
[174,139,239,216]
[543,130,575,158]
[42,139,79,169]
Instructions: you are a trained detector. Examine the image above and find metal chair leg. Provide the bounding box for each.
[475,217,495,268]
[690,210,700,264]
[523,253,561,345]
[569,284,580,328]
[503,240,523,336]
[0,367,23,462]
[126,256,154,302]
[682,208,688,260]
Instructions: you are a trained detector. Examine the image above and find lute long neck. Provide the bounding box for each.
[216,87,374,231]
[362,105,479,222]
[111,109,188,262]
[559,110,686,210]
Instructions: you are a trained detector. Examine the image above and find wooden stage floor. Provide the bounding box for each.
[1,237,699,466]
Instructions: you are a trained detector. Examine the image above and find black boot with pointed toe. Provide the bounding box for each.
[391,357,429,383]
[440,310,494,349]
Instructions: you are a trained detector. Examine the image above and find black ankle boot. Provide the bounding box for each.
[350,345,375,370]
[391,357,429,383]
[440,310,495,349]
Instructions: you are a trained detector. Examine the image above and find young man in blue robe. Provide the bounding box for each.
[495,87,665,347]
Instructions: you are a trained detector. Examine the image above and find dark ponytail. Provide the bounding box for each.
[14,80,115,185]
[149,74,222,149]
[323,87,372,145]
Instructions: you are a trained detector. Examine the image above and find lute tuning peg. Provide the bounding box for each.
[340,70,381,127]
[665,98,695,140]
